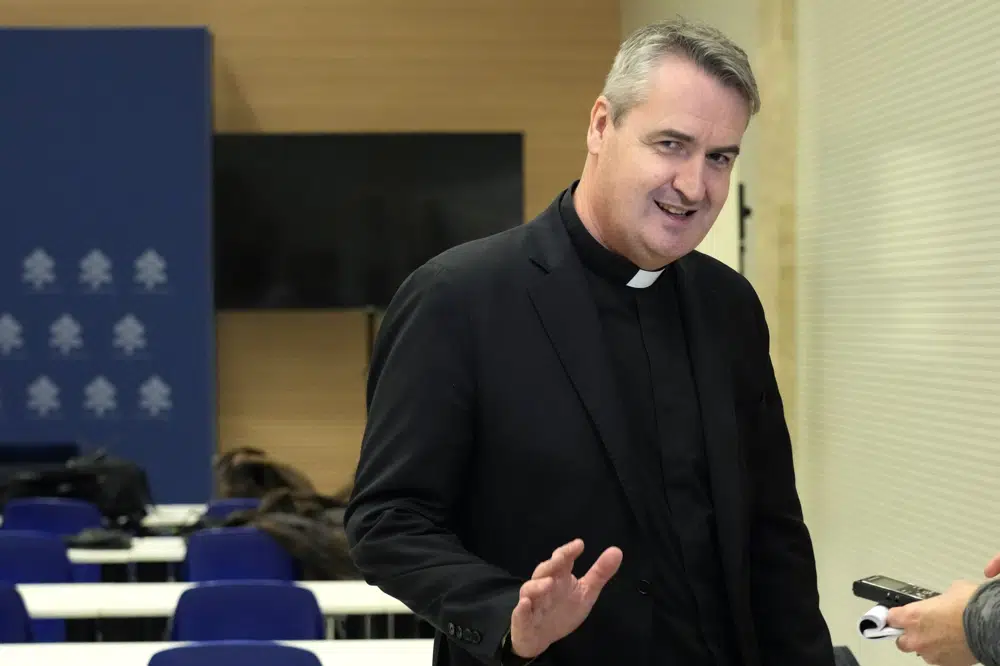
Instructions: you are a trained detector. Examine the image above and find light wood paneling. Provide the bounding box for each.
[751,0,797,443]
[2,0,621,490]
[215,311,369,492]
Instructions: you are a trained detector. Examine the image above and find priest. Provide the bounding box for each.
[345,16,835,666]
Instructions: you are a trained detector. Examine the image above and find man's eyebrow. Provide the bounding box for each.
[648,128,741,156]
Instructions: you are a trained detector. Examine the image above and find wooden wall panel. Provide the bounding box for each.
[751,0,798,444]
[215,312,369,492]
[1,0,621,491]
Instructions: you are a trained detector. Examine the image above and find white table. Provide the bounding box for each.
[18,580,412,619]
[0,504,206,530]
[141,504,205,528]
[69,537,186,564]
[0,639,433,666]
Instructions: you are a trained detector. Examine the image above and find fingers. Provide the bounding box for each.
[579,546,623,602]
[896,632,918,654]
[887,601,919,629]
[519,576,556,617]
[519,576,553,602]
[532,538,585,580]
[510,596,533,629]
[985,552,1000,578]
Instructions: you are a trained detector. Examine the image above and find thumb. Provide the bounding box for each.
[985,552,1000,578]
[579,546,623,603]
[887,603,918,630]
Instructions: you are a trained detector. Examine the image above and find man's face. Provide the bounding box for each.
[586,55,750,269]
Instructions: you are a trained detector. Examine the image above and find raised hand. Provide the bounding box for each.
[509,538,623,659]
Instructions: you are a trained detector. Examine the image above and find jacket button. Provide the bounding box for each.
[472,630,482,643]
[637,579,650,595]
[462,628,472,641]
[447,622,455,636]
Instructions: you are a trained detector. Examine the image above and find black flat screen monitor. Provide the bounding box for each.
[212,132,524,310]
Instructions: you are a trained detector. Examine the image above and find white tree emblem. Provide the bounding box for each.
[139,375,172,416]
[27,376,60,416]
[84,376,117,417]
[0,314,24,355]
[79,250,113,291]
[22,248,56,290]
[134,250,167,291]
[49,314,83,355]
[112,314,146,356]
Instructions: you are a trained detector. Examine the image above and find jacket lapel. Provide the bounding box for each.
[674,257,751,609]
[524,210,654,537]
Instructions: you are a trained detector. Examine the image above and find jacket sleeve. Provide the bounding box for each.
[344,260,521,664]
[745,291,836,665]
[964,578,1000,666]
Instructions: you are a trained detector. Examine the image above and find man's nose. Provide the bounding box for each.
[672,156,707,204]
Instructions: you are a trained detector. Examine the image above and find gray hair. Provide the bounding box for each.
[602,17,760,125]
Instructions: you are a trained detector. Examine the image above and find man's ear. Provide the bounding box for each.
[586,97,613,154]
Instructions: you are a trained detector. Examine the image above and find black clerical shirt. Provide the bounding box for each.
[559,186,739,665]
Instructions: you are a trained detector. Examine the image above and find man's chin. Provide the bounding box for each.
[640,230,699,266]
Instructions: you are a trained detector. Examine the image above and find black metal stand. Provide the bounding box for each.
[365,307,377,366]
[738,182,752,275]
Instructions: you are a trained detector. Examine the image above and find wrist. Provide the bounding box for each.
[499,628,537,666]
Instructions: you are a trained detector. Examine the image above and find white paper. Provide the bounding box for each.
[857,604,904,640]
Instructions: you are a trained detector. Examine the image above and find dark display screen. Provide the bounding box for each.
[867,576,909,591]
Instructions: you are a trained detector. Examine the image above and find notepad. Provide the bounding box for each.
[858,604,904,640]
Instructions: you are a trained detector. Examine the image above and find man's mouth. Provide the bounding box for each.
[655,201,696,220]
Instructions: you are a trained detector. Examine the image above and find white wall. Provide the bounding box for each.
[797,1,1000,663]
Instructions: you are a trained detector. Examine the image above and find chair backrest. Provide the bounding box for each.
[169,581,325,641]
[0,530,73,582]
[185,526,296,581]
[0,531,72,642]
[149,641,322,666]
[203,497,261,520]
[834,645,861,666]
[0,582,32,643]
[1,497,103,536]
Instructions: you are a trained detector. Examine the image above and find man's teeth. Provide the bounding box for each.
[656,201,692,216]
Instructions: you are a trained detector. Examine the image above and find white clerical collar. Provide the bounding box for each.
[626,268,665,289]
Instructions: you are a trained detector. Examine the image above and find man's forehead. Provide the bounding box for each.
[635,57,751,139]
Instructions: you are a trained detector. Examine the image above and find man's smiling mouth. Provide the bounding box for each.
[655,201,696,218]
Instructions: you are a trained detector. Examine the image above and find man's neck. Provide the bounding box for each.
[572,176,616,255]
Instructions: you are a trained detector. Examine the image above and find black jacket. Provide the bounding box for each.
[345,190,835,666]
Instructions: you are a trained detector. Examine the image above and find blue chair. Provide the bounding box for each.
[169,581,325,641]
[1,497,103,583]
[185,527,296,582]
[149,641,321,666]
[1,497,104,536]
[0,531,74,641]
[0,582,32,643]
[203,498,261,521]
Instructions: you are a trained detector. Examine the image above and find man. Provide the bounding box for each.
[345,17,835,666]
[887,552,1000,666]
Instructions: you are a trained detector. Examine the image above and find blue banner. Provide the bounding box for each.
[0,28,215,503]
